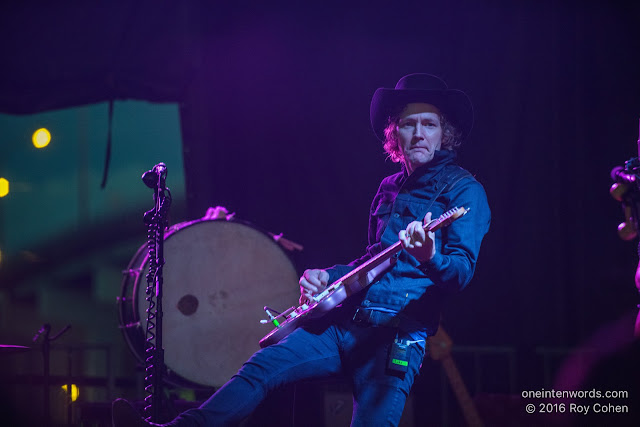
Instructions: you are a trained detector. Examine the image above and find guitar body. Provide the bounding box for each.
[259,207,469,348]
[259,283,351,347]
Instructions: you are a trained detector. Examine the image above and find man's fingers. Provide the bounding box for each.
[318,271,329,286]
[300,269,330,295]
[299,292,313,305]
[406,221,425,242]
[299,278,318,293]
[407,223,416,236]
[399,229,412,247]
[423,211,433,224]
[303,271,320,286]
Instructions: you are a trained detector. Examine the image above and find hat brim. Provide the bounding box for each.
[370,88,474,142]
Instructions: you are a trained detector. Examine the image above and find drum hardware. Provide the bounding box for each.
[117,318,142,329]
[203,205,235,221]
[203,205,303,252]
[140,162,172,423]
[0,344,31,353]
[610,119,640,337]
[610,120,640,240]
[32,323,71,427]
[122,267,144,277]
[269,232,304,252]
[610,161,640,241]
[116,295,141,330]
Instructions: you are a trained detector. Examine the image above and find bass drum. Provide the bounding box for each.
[119,218,300,388]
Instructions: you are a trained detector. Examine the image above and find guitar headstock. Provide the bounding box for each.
[426,206,469,232]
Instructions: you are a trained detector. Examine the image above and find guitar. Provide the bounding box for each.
[259,206,469,348]
[428,327,484,427]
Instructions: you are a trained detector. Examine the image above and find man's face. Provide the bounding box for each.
[396,103,443,174]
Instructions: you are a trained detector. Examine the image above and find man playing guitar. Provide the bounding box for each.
[113,73,491,427]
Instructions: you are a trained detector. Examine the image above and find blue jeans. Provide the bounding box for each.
[174,308,425,426]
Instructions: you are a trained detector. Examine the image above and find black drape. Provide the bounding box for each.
[1,0,639,381]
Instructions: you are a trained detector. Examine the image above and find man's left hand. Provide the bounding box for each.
[399,212,436,262]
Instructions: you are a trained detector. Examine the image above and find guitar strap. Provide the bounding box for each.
[421,165,472,219]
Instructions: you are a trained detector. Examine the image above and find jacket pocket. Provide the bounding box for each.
[372,202,392,243]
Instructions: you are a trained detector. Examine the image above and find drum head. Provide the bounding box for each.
[134,220,299,388]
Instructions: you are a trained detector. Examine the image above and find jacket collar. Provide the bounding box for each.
[401,149,457,182]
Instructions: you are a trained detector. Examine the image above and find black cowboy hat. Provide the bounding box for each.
[370,73,474,142]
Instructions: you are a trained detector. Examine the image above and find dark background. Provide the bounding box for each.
[1,0,639,425]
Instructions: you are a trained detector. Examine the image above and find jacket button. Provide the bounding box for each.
[393,213,400,218]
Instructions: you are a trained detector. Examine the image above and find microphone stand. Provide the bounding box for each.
[141,163,171,423]
[33,323,71,427]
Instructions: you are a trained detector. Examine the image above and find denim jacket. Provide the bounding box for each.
[326,149,491,335]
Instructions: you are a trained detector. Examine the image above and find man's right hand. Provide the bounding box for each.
[299,269,329,305]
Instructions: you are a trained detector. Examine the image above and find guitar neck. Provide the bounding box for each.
[340,240,402,283]
[335,208,463,286]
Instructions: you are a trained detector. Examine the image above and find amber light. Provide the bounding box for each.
[0,177,8,197]
[32,128,51,148]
